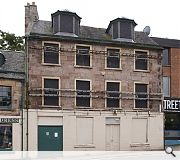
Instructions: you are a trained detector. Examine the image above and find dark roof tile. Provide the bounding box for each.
[31,20,158,46]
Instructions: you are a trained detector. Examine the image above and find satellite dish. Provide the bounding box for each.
[143,26,151,36]
[0,53,6,66]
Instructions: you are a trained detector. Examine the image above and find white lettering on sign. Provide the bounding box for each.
[164,100,180,111]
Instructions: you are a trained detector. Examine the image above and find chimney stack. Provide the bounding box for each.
[25,2,39,35]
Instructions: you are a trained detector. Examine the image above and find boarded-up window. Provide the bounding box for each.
[132,118,148,143]
[76,46,90,66]
[76,80,90,107]
[76,117,93,145]
[106,82,120,108]
[135,51,148,70]
[162,49,170,66]
[107,49,120,68]
[135,84,148,108]
[163,77,170,97]
[43,79,59,106]
[43,43,59,64]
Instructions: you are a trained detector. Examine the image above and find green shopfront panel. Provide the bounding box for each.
[38,126,63,151]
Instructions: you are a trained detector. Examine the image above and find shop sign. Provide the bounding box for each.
[164,99,180,112]
[0,118,19,123]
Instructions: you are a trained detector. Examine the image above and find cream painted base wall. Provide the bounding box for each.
[23,109,164,151]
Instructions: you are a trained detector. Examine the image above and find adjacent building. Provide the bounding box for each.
[24,2,164,151]
[152,37,180,150]
[0,50,25,151]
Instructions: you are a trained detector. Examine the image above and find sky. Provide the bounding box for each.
[0,0,180,39]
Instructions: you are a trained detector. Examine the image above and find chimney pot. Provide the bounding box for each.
[32,2,35,5]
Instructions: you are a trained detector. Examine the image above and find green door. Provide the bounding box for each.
[38,126,63,151]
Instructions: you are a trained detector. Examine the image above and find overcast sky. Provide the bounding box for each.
[0,0,180,39]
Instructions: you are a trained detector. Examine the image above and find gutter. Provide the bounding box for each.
[27,33,163,50]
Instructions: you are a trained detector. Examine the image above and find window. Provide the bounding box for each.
[135,51,148,70]
[0,125,12,150]
[106,82,120,108]
[76,45,90,66]
[135,83,148,108]
[76,80,91,107]
[43,78,59,106]
[0,86,12,110]
[132,118,148,143]
[106,48,120,69]
[163,76,170,97]
[43,42,60,64]
[162,49,170,66]
[76,117,93,145]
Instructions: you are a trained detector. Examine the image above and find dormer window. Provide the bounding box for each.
[106,18,137,42]
[51,10,81,37]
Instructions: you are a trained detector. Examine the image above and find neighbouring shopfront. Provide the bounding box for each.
[0,117,21,151]
[164,99,180,149]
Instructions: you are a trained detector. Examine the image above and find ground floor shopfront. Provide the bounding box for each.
[22,109,164,151]
[164,98,180,150]
[0,116,22,151]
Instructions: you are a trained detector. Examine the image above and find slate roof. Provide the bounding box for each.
[0,50,25,80]
[31,20,158,46]
[151,37,180,48]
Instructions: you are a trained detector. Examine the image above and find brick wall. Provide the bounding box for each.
[170,48,180,97]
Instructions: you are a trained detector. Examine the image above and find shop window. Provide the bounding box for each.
[163,76,170,97]
[0,125,12,150]
[43,78,59,106]
[106,82,120,108]
[162,49,170,66]
[165,113,180,130]
[43,42,60,64]
[135,83,148,108]
[76,46,90,66]
[106,48,120,69]
[76,80,91,107]
[0,86,12,110]
[135,51,148,70]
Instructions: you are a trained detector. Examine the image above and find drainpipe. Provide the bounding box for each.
[25,36,29,151]
[21,79,25,151]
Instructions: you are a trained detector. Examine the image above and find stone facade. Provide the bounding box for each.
[28,39,162,112]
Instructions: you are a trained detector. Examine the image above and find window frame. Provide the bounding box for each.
[134,49,149,71]
[75,79,92,108]
[0,85,12,110]
[134,82,149,109]
[163,76,170,97]
[42,77,61,107]
[42,41,61,65]
[162,48,170,66]
[105,80,121,109]
[74,44,92,68]
[105,47,121,70]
